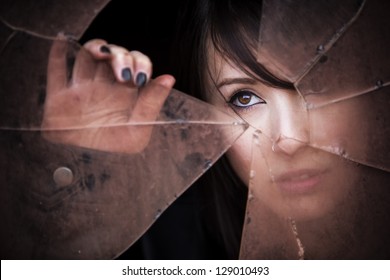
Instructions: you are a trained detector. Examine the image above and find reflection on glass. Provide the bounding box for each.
[0,31,246,259]
[239,0,390,259]
[1,0,389,260]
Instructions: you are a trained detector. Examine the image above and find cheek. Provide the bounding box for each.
[226,129,255,186]
[309,99,369,157]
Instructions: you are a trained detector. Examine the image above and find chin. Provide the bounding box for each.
[263,194,341,222]
[283,206,333,222]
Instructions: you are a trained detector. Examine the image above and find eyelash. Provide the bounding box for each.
[228,90,266,111]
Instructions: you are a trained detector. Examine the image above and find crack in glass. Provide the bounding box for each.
[239,0,390,259]
[0,1,247,259]
[1,0,389,260]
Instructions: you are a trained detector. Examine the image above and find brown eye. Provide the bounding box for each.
[238,93,252,105]
[229,90,265,108]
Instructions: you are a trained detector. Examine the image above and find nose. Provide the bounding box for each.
[272,136,308,155]
[271,93,309,156]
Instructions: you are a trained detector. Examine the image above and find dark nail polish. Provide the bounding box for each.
[136,72,147,87]
[121,68,132,81]
[100,45,111,54]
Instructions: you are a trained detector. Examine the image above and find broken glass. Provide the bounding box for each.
[239,0,390,259]
[0,1,247,259]
[1,0,389,260]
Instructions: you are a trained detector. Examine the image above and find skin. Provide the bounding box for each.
[205,46,363,221]
[44,38,365,222]
[42,39,175,154]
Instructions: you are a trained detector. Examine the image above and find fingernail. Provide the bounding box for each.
[121,68,132,81]
[136,72,147,87]
[100,45,111,54]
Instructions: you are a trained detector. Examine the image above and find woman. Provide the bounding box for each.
[43,0,390,259]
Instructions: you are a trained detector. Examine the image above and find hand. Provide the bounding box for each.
[41,38,175,153]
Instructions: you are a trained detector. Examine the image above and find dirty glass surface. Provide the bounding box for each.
[2,0,390,261]
[239,0,390,259]
[0,1,247,259]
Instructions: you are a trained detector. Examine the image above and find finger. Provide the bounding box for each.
[83,39,111,60]
[130,75,175,123]
[130,50,153,87]
[108,44,136,83]
[83,40,127,83]
[47,38,68,95]
[85,42,153,86]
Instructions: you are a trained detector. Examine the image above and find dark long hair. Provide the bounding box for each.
[170,0,294,259]
[173,0,294,99]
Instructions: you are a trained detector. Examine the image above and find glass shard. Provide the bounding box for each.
[0,28,247,259]
[240,131,390,259]
[0,0,110,39]
[257,0,364,82]
[241,0,390,259]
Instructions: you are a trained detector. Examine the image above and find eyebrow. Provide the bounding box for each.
[216,77,257,89]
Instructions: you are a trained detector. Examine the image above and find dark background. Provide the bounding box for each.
[80,0,182,79]
[79,0,225,259]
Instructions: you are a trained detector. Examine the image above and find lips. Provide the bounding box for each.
[273,169,327,194]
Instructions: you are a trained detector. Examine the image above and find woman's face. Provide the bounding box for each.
[206,47,366,221]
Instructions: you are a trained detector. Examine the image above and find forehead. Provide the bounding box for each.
[206,42,249,83]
